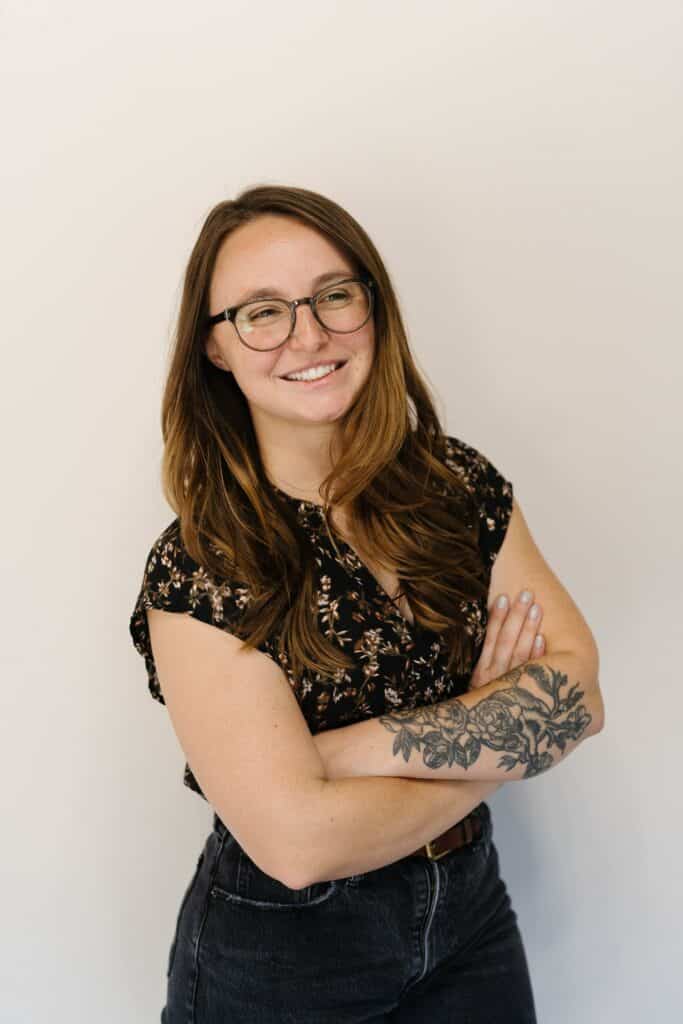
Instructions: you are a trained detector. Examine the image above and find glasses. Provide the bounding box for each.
[204,276,375,352]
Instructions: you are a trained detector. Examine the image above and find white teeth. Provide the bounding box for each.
[284,362,339,382]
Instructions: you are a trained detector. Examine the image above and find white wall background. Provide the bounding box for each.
[2,1,680,1020]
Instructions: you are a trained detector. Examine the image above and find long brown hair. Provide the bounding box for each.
[159,183,488,679]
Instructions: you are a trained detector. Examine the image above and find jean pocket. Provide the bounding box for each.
[209,845,340,911]
[167,850,205,977]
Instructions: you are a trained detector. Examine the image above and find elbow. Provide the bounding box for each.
[270,781,330,891]
[589,681,606,736]
[284,780,345,889]
[581,656,605,736]
[282,860,329,894]
[228,839,323,894]
[587,644,605,735]
[222,814,319,893]
[246,838,317,893]
[267,834,321,892]
[582,651,605,737]
[552,642,605,738]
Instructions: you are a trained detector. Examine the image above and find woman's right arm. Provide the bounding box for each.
[147,607,499,889]
[301,775,502,885]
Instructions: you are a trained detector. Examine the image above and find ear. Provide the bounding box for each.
[204,333,231,373]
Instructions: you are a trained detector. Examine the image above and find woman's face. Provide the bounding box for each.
[205,214,375,433]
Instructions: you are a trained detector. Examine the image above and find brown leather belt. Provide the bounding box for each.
[411,812,483,861]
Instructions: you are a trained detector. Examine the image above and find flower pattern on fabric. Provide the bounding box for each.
[128,434,513,800]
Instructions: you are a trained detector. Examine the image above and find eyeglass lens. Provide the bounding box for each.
[234,280,371,350]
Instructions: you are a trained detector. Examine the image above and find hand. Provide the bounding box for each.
[469,589,545,690]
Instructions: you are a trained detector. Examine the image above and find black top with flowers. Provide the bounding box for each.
[128,433,514,800]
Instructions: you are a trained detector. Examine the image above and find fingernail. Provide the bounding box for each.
[534,634,543,647]
[529,603,540,620]
[520,590,533,603]
[496,594,508,609]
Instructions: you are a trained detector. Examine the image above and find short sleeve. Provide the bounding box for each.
[441,434,514,572]
[128,518,253,705]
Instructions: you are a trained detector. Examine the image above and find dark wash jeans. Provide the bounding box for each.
[161,802,537,1022]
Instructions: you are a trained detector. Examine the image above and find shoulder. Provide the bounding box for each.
[441,433,512,497]
[129,518,254,704]
[137,518,251,617]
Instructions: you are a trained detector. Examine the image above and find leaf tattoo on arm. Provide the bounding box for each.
[378,662,593,779]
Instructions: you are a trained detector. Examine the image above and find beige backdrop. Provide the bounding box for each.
[2,1,680,1020]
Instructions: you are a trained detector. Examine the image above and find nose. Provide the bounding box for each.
[289,300,329,347]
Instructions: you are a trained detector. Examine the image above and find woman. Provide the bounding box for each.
[130,183,604,1022]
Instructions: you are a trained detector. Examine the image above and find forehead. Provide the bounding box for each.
[210,215,354,305]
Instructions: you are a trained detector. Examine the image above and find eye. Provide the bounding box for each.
[319,289,350,304]
[245,304,286,322]
[251,307,278,320]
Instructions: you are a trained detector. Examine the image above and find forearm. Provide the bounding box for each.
[316,650,604,785]
[298,775,501,887]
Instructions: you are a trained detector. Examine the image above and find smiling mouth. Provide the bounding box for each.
[280,361,347,382]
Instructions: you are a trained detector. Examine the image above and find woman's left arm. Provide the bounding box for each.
[316,648,602,782]
[314,497,605,783]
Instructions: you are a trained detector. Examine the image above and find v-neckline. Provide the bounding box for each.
[273,485,422,636]
[329,527,419,632]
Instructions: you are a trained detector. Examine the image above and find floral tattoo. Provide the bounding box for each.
[378,663,593,779]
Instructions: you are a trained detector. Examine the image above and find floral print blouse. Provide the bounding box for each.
[129,433,514,800]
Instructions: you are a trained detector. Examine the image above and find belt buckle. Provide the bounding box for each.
[424,838,449,861]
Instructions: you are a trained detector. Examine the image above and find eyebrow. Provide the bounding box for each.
[233,269,354,307]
